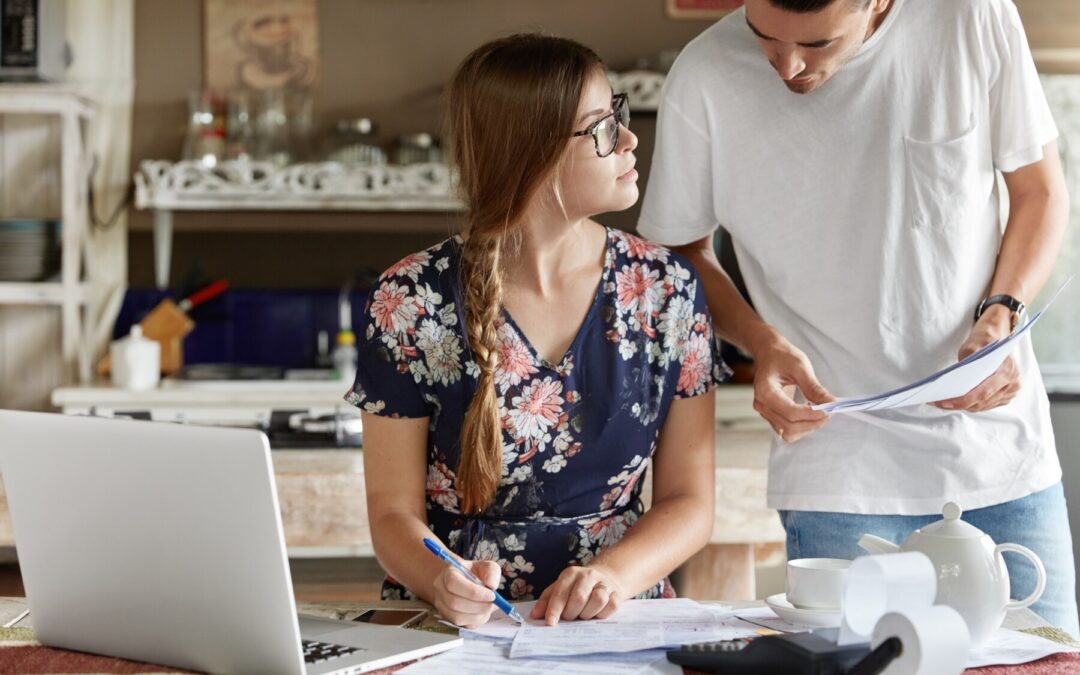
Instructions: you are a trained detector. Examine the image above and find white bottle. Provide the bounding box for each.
[333,330,358,385]
[110,325,161,391]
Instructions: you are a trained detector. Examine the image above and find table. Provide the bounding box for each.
[0,597,1076,674]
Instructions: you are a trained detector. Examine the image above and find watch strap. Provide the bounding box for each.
[974,294,1026,329]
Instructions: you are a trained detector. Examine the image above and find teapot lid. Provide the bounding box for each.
[915,502,985,539]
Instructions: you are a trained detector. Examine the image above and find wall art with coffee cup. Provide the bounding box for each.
[204,0,320,93]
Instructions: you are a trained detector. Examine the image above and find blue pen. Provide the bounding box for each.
[423,537,526,624]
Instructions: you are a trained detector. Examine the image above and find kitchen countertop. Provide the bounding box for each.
[52,378,357,408]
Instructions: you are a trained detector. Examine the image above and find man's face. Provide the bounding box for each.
[744,0,889,94]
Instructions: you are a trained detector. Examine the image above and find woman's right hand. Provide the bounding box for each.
[431,560,503,628]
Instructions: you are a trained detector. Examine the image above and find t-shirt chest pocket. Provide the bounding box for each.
[903,115,982,230]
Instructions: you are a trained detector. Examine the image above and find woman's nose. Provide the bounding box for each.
[618,125,638,153]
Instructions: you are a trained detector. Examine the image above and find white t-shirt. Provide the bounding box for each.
[638,0,1061,515]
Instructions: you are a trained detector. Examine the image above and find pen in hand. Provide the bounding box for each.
[422,537,526,624]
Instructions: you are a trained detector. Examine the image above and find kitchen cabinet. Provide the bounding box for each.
[0,85,101,383]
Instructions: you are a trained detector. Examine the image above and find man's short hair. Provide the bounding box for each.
[768,0,871,12]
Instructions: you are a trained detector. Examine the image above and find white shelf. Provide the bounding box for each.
[134,159,465,213]
[0,86,97,383]
[135,159,465,288]
[0,282,93,306]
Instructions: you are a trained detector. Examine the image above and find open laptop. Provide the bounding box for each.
[0,410,461,674]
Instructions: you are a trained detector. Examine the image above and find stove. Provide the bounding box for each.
[51,375,362,449]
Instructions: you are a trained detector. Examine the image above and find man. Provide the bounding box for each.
[638,0,1078,634]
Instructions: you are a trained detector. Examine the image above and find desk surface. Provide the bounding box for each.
[0,596,1075,674]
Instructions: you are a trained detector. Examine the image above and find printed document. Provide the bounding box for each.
[813,278,1071,414]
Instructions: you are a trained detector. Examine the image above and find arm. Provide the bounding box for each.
[362,412,502,628]
[531,390,717,625]
[674,237,834,442]
[934,141,1069,411]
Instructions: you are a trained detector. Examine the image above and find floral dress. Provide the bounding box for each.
[346,227,727,601]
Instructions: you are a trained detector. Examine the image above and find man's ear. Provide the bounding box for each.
[869,0,891,18]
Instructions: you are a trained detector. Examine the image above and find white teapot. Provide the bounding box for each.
[859,502,1046,646]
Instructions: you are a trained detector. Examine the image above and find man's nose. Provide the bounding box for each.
[774,49,806,80]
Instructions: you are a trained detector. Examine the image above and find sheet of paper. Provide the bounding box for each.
[458,600,538,642]
[813,276,1072,415]
[966,628,1080,668]
[399,638,678,674]
[733,606,808,634]
[507,599,758,658]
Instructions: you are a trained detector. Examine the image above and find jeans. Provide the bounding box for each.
[779,483,1079,638]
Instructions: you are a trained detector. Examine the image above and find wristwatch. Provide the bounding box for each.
[974,294,1026,331]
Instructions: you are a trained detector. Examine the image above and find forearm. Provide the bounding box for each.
[675,243,778,359]
[368,509,449,604]
[988,144,1070,329]
[587,491,714,598]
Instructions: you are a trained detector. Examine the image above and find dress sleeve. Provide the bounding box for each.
[673,267,730,400]
[345,275,434,418]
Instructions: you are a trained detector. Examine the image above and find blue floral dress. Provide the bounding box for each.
[346,227,726,601]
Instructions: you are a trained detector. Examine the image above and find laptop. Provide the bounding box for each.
[0,410,461,674]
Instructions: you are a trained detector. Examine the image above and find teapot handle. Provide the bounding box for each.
[996,543,1047,610]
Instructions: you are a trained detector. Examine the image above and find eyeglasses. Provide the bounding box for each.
[572,93,630,158]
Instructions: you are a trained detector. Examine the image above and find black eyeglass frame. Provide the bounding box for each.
[571,93,630,158]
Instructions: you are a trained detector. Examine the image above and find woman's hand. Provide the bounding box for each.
[530,564,624,625]
[431,560,503,629]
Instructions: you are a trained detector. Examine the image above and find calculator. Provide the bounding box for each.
[666,632,871,674]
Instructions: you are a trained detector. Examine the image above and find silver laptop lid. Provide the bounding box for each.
[0,410,306,675]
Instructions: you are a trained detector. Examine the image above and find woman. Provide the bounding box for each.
[349,34,724,628]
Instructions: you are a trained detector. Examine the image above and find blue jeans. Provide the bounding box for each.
[779,483,1079,638]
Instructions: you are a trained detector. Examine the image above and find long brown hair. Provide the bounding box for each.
[447,34,603,514]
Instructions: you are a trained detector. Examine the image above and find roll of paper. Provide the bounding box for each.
[838,552,937,645]
[871,607,970,675]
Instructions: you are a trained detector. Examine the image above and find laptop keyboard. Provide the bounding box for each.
[302,639,362,664]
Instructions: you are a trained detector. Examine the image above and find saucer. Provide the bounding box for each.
[764,593,843,628]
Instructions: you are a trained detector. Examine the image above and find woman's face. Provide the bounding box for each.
[551,71,639,220]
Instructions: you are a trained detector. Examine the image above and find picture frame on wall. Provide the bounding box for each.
[204,0,320,93]
[666,0,744,19]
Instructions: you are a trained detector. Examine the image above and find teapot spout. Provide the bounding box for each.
[859,533,901,555]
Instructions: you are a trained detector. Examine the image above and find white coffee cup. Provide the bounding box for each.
[786,558,851,610]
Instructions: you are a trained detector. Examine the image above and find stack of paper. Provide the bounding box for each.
[402,598,1079,671]
[814,278,1071,414]
[401,599,762,673]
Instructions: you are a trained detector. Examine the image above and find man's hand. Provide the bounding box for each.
[932,305,1020,412]
[530,564,623,626]
[751,330,835,443]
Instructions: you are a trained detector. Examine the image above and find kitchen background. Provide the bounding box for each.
[1,0,1079,605]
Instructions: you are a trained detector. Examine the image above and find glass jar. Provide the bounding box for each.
[392,132,443,165]
[225,91,254,162]
[328,117,387,166]
[182,90,225,168]
[253,88,291,167]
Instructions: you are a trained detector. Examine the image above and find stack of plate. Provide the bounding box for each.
[0,220,61,282]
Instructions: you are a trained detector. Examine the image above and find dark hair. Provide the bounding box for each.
[446,34,604,514]
[768,0,870,12]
